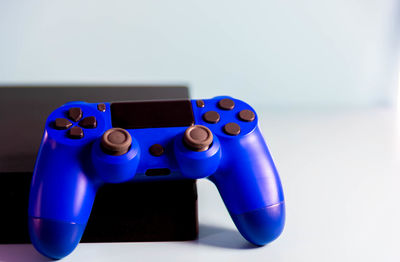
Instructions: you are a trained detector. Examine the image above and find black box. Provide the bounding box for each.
[0,86,198,243]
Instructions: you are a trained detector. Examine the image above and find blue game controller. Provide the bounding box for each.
[28,97,285,259]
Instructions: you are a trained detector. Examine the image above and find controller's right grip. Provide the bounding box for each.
[211,127,285,245]
[230,202,285,245]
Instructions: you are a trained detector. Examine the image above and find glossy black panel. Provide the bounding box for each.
[111,100,194,129]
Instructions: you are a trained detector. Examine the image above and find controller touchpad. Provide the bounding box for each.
[111,100,194,129]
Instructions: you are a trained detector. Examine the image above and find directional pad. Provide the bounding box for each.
[79,116,97,128]
[69,126,84,139]
[68,107,82,122]
[54,118,72,130]
[52,106,99,139]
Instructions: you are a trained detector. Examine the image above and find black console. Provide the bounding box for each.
[0,85,198,243]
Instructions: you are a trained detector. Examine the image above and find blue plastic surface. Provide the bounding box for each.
[231,202,285,246]
[28,217,86,260]
[28,97,285,259]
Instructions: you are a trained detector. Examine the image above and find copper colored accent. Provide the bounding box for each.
[79,116,97,128]
[218,98,235,110]
[224,122,241,136]
[68,126,84,139]
[183,125,213,152]
[238,109,255,122]
[55,118,72,130]
[68,107,82,122]
[97,103,106,112]
[203,111,220,124]
[196,100,205,108]
[149,144,164,156]
[101,128,132,156]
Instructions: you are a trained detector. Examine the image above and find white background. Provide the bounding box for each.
[0,0,399,107]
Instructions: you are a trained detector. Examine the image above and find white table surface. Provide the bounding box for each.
[1,107,399,262]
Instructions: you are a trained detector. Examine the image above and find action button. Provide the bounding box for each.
[183,125,213,152]
[196,100,205,108]
[101,128,132,156]
[68,126,84,139]
[238,109,255,122]
[224,122,241,136]
[149,144,164,156]
[79,116,97,128]
[218,98,235,110]
[97,103,106,112]
[68,107,82,122]
[203,111,220,124]
[54,118,72,130]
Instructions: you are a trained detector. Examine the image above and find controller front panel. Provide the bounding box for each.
[28,96,285,259]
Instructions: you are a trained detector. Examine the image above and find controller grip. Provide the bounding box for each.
[211,127,285,245]
[28,136,97,259]
[230,202,285,246]
[28,217,86,259]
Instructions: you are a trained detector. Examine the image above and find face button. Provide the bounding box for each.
[218,98,235,110]
[68,107,82,122]
[79,116,97,128]
[224,122,241,136]
[203,111,220,124]
[238,109,255,122]
[196,100,205,108]
[54,118,72,130]
[98,103,106,112]
[183,125,213,152]
[101,128,132,156]
[68,126,84,139]
[149,144,164,156]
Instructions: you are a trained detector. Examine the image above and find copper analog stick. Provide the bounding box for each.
[183,125,213,152]
[101,128,132,156]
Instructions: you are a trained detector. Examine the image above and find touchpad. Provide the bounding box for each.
[111,100,194,129]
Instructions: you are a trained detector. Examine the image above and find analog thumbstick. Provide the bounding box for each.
[101,128,132,156]
[183,125,213,152]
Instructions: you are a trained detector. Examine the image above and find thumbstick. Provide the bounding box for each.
[101,128,132,156]
[183,125,213,152]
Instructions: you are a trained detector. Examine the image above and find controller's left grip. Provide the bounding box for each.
[28,135,97,259]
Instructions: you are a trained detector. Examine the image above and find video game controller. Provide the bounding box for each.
[28,96,285,259]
